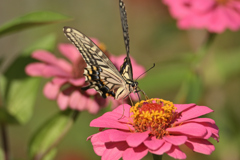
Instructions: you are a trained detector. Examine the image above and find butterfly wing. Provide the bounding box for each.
[63,27,130,99]
[119,0,133,81]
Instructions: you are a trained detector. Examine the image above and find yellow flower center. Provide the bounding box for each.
[215,0,231,5]
[130,98,180,138]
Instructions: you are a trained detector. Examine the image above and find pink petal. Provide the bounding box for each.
[43,82,60,100]
[175,103,195,113]
[167,123,207,138]
[208,6,227,33]
[192,0,215,12]
[32,50,58,65]
[76,94,88,111]
[58,43,81,64]
[102,141,128,160]
[42,65,71,77]
[176,105,213,123]
[203,127,214,139]
[122,144,148,160]
[68,78,85,86]
[87,98,100,114]
[163,135,187,145]
[85,88,98,95]
[185,138,215,155]
[112,104,131,118]
[186,118,216,124]
[57,92,70,110]
[143,136,164,150]
[126,131,150,147]
[149,141,172,155]
[166,145,186,159]
[90,133,106,156]
[100,130,132,142]
[164,0,191,19]
[98,130,114,142]
[69,91,81,109]
[56,59,72,73]
[52,77,67,85]
[25,63,47,77]
[90,112,134,131]
[185,118,219,140]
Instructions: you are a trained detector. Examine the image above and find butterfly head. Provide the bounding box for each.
[131,81,139,92]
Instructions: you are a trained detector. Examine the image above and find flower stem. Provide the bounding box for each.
[1,124,9,160]
[193,32,216,71]
[152,154,162,160]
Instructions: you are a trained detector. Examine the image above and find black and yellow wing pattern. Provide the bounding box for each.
[63,0,139,100]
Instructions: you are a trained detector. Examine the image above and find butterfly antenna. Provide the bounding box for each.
[136,63,155,81]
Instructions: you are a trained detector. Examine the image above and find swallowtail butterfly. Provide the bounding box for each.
[63,0,143,100]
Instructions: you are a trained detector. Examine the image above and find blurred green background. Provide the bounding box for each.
[1,0,240,159]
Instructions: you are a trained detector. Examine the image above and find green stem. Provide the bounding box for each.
[152,154,162,160]
[193,32,216,72]
[174,32,216,104]
[0,124,9,160]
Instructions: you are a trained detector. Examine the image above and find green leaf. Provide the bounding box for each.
[28,110,79,160]
[0,34,56,124]
[0,11,71,37]
[42,148,57,160]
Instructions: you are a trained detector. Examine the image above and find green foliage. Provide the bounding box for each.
[0,11,71,37]
[0,34,56,124]
[216,47,240,80]
[28,110,79,160]
[0,148,4,160]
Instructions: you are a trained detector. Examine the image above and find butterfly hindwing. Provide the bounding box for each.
[119,0,133,81]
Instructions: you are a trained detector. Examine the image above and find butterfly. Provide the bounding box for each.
[63,0,146,101]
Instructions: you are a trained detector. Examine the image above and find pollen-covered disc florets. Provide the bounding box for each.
[215,0,230,5]
[130,98,179,138]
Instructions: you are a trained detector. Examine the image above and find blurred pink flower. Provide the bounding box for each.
[88,98,219,159]
[163,0,240,33]
[25,38,145,113]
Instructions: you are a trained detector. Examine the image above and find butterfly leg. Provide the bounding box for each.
[118,93,133,120]
[128,95,134,106]
[141,90,149,100]
[118,98,125,120]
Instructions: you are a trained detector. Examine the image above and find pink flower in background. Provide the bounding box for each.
[163,0,240,33]
[88,98,219,159]
[25,38,145,113]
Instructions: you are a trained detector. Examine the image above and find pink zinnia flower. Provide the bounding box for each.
[25,38,145,113]
[163,0,240,33]
[88,98,219,159]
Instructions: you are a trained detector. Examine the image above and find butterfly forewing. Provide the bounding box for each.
[63,27,128,99]
[62,0,139,100]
